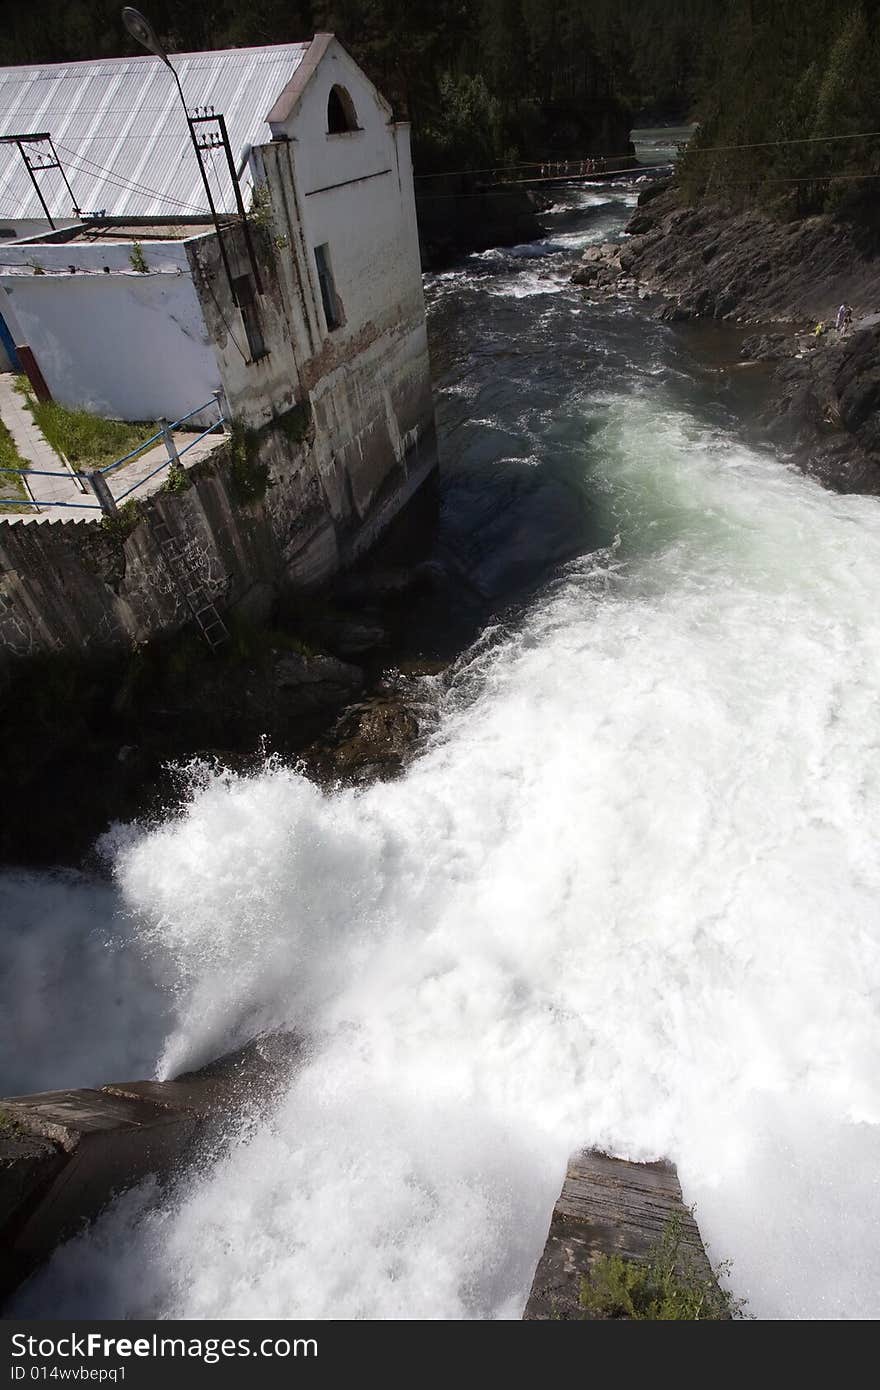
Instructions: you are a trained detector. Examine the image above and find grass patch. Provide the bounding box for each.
[0,416,33,512]
[228,423,269,503]
[579,1214,746,1320]
[15,377,157,473]
[100,499,142,540]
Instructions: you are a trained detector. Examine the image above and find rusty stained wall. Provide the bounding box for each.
[187,117,437,569]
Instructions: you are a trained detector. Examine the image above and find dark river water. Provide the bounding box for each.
[4,170,880,1320]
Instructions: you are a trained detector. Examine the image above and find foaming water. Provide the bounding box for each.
[13,395,880,1320]
[0,871,169,1093]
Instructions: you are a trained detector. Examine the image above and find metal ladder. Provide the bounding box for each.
[149,514,229,651]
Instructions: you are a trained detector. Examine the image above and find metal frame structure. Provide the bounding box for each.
[0,133,77,229]
[189,109,263,300]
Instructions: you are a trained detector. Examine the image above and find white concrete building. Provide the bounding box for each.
[0,35,437,582]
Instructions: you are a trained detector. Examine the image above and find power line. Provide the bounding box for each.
[413,160,540,180]
[197,258,248,363]
[414,129,880,183]
[0,162,25,215]
[705,168,880,187]
[54,142,209,210]
[52,142,211,214]
[417,162,880,199]
[681,129,880,156]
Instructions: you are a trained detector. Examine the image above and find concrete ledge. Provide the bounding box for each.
[523,1150,720,1320]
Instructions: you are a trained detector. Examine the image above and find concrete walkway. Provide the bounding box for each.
[0,374,227,525]
[0,373,87,514]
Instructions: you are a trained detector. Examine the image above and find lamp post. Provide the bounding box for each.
[121,6,240,303]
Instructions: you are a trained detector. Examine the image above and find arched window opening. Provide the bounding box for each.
[327,85,359,134]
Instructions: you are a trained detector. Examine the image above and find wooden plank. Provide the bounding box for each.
[523,1149,720,1320]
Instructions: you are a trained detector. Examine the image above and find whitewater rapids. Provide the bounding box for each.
[7,384,880,1319]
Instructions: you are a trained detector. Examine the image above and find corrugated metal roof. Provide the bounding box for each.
[0,43,310,224]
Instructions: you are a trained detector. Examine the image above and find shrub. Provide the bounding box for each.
[579,1214,746,1320]
[227,423,269,503]
[100,499,142,539]
[277,400,312,446]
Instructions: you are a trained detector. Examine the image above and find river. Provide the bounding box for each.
[4,172,880,1320]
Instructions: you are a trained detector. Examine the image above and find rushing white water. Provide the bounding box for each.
[0,871,169,1093]
[10,388,880,1319]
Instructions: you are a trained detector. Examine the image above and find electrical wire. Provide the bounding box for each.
[206,143,230,214]
[53,142,209,211]
[677,129,880,156]
[0,162,25,215]
[417,154,880,195]
[198,260,248,362]
[414,129,880,181]
[53,142,211,213]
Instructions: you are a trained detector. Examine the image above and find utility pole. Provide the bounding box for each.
[121,7,263,307]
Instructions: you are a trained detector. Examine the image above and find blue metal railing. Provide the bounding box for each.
[0,466,83,477]
[114,451,183,502]
[114,397,227,502]
[0,393,227,515]
[0,498,102,509]
[99,428,164,476]
[178,418,228,458]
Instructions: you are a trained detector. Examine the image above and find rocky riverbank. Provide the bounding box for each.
[572,182,880,492]
[0,548,449,867]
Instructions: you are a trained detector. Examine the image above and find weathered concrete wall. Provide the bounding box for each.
[0,402,436,672]
[0,1036,298,1304]
[0,238,220,425]
[0,38,438,672]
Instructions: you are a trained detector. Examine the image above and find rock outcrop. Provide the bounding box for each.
[0,1035,299,1304]
[571,183,880,492]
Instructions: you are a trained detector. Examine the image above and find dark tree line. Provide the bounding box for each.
[3,1,875,205]
[678,1,880,215]
[0,2,715,171]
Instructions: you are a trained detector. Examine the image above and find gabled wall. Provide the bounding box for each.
[188,36,437,586]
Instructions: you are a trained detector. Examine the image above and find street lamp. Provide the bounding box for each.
[122,7,191,115]
[121,6,249,304]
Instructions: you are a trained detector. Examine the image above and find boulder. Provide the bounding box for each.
[307,617,388,660]
[740,334,788,362]
[272,650,364,715]
[310,695,422,783]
